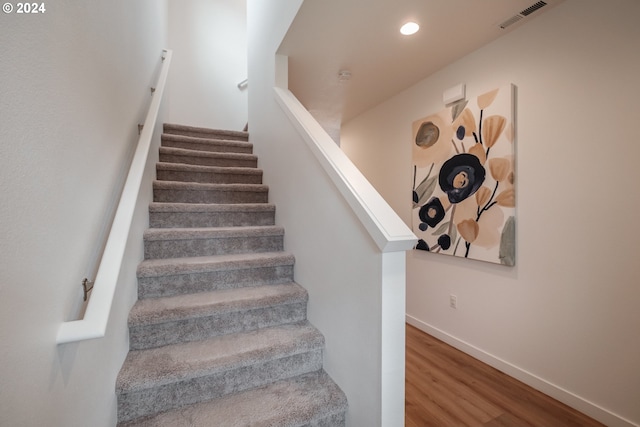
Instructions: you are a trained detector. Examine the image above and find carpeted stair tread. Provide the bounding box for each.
[149,202,276,228]
[137,252,294,277]
[143,225,284,241]
[156,163,263,184]
[153,180,268,192]
[159,146,258,168]
[136,252,296,298]
[149,202,275,214]
[159,146,256,161]
[153,180,269,204]
[128,283,308,350]
[164,123,249,141]
[143,226,284,259]
[161,133,253,154]
[117,321,323,393]
[156,162,262,176]
[129,282,307,326]
[117,322,325,423]
[153,181,269,204]
[149,202,276,214]
[117,370,347,427]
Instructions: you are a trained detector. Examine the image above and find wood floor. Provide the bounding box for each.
[405,324,605,427]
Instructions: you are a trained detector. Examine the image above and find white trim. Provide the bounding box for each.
[273,87,416,253]
[406,315,639,427]
[381,251,407,426]
[56,49,173,345]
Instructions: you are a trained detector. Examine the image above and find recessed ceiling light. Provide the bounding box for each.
[400,22,420,36]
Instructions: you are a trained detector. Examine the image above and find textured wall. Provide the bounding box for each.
[166,0,248,131]
[341,1,640,426]
[0,2,167,426]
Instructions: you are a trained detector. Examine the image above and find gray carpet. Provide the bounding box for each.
[116,123,347,426]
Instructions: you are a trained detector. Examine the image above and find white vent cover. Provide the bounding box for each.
[499,1,548,29]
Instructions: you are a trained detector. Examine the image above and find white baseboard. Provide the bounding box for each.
[406,315,638,427]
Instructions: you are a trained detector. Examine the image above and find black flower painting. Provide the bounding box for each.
[411,85,516,266]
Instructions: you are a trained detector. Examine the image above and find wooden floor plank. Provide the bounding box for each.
[406,350,501,425]
[405,324,605,427]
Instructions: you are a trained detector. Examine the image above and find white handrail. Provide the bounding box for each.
[56,49,173,345]
[273,87,416,253]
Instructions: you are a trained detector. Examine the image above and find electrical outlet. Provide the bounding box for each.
[449,294,457,309]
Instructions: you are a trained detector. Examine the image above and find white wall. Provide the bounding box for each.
[166,0,248,131]
[248,1,406,425]
[0,2,167,426]
[341,1,640,426]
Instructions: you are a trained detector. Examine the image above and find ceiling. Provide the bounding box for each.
[278,0,564,127]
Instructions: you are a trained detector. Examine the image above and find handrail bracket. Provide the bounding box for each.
[82,278,94,302]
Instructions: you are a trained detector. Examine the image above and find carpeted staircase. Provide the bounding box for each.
[116,124,348,426]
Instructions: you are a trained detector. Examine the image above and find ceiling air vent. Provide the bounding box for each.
[520,1,548,16]
[499,1,548,29]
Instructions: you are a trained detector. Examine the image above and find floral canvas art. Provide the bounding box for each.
[411,84,516,266]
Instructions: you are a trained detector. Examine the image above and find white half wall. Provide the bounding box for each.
[341,1,640,426]
[0,2,167,426]
[166,0,248,131]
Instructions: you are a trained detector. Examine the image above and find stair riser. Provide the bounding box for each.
[150,210,275,228]
[161,139,253,154]
[153,188,268,204]
[159,153,257,168]
[138,265,295,299]
[117,350,323,423]
[129,303,307,350]
[144,235,284,259]
[156,169,263,184]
